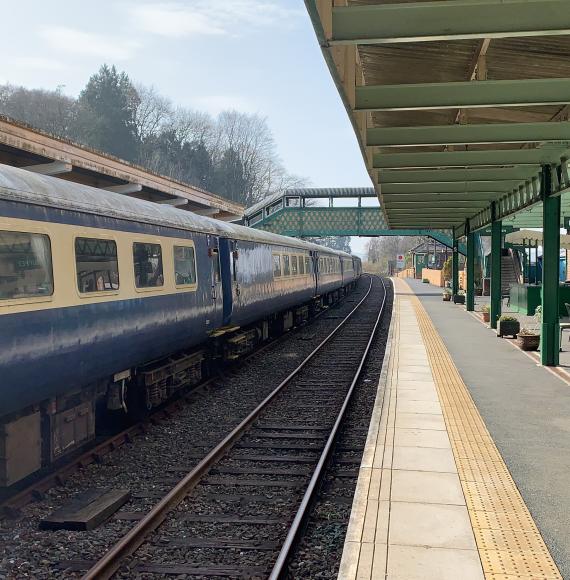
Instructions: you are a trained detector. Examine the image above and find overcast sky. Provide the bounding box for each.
[3,0,372,254]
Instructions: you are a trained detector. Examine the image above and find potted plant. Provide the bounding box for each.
[422,278,430,284]
[442,288,452,302]
[497,314,520,338]
[453,290,465,304]
[517,327,540,351]
[515,306,541,350]
[481,304,490,323]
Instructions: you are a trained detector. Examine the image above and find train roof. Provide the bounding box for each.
[0,164,356,260]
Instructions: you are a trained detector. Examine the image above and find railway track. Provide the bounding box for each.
[81,275,389,579]
[0,288,339,518]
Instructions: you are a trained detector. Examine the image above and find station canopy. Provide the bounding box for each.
[305,0,570,236]
[505,228,570,249]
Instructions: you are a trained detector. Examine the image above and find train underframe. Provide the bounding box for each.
[0,281,357,488]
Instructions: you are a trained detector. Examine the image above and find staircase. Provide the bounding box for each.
[501,252,520,296]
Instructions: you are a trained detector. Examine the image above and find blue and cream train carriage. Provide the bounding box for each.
[0,164,361,486]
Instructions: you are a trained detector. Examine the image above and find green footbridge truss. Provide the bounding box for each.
[245,188,466,254]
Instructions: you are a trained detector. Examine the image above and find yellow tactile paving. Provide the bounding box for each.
[399,279,562,580]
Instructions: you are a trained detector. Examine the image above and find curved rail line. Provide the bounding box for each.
[82,275,388,580]
[0,293,338,518]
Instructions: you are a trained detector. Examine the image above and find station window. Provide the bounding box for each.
[291,255,298,276]
[299,256,305,275]
[75,237,119,293]
[0,230,53,300]
[133,242,164,288]
[273,254,282,277]
[283,254,291,276]
[174,245,197,286]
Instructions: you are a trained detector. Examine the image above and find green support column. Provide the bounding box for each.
[452,235,459,296]
[466,232,475,311]
[490,215,502,329]
[541,167,560,366]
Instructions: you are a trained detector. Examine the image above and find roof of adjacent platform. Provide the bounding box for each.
[305,0,570,234]
[0,116,244,221]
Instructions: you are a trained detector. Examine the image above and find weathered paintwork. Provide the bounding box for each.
[0,164,360,418]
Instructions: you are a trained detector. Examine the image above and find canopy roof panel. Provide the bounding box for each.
[306,0,570,234]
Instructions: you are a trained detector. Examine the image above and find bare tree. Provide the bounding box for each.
[0,84,75,137]
[0,72,308,207]
[134,84,173,143]
[367,236,425,272]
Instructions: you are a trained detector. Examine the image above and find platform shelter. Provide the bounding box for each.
[306,0,570,366]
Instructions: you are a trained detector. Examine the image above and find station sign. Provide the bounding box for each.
[396,254,405,269]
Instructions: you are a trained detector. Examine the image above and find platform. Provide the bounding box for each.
[338,278,564,579]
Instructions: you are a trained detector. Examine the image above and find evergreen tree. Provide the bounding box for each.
[183,140,212,189]
[72,65,139,161]
[212,147,248,203]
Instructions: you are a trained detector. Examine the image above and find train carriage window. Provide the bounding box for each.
[291,255,298,276]
[0,231,53,300]
[299,256,305,275]
[273,254,282,278]
[174,245,197,286]
[305,256,311,274]
[75,237,119,293]
[133,242,164,288]
[283,254,291,276]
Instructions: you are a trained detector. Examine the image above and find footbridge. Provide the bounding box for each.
[244,187,465,252]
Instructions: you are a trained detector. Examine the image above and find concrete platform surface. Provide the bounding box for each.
[407,277,570,577]
[338,278,562,579]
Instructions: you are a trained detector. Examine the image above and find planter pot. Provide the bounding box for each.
[517,333,540,351]
[443,294,451,302]
[497,320,520,338]
[475,288,483,296]
[482,312,490,323]
[422,279,429,284]
[453,294,465,304]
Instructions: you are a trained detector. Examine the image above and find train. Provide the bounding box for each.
[0,163,361,486]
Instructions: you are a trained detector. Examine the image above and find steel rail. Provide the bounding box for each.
[0,296,338,518]
[269,276,389,579]
[81,276,376,580]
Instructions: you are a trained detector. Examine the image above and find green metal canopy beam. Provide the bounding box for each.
[384,201,490,209]
[373,148,570,169]
[381,182,519,194]
[356,78,570,112]
[331,1,570,45]
[367,122,570,147]
[391,221,467,227]
[378,167,540,184]
[382,193,500,202]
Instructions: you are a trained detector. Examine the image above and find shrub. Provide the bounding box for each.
[499,315,518,322]
[519,327,539,336]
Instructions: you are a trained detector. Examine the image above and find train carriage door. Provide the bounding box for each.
[218,237,234,325]
[311,251,318,294]
[207,236,224,323]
